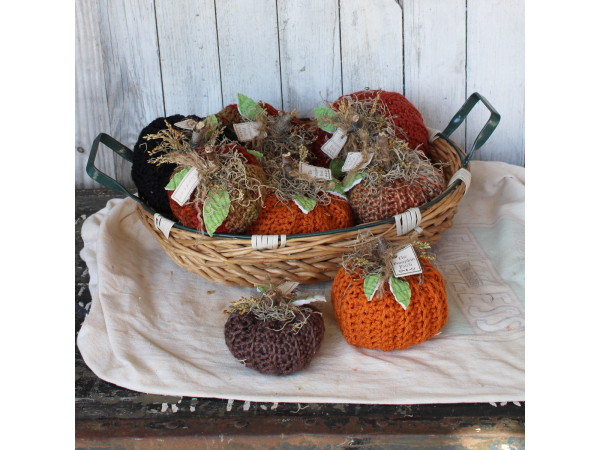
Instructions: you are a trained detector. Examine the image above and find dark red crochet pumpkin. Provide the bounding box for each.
[167,144,267,234]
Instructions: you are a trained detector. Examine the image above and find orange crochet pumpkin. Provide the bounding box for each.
[248,194,353,235]
[331,259,448,351]
[167,144,267,234]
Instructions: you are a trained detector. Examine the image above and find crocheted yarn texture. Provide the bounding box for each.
[247,195,354,235]
[348,165,446,224]
[224,306,325,375]
[131,114,202,216]
[314,90,430,168]
[331,259,448,351]
[167,144,267,234]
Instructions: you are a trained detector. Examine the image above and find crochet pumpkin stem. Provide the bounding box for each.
[204,147,219,169]
[378,133,391,171]
[272,108,298,137]
[190,121,205,149]
[282,152,293,180]
[376,236,388,258]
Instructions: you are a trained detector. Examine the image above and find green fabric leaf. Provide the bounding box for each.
[389,276,411,310]
[237,93,264,121]
[325,180,347,200]
[247,149,263,159]
[342,171,366,192]
[363,274,381,302]
[204,114,218,127]
[257,285,267,293]
[329,157,345,179]
[203,189,231,237]
[203,114,219,139]
[165,167,191,191]
[293,195,317,214]
[314,107,337,132]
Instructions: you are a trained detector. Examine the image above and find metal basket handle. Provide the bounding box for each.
[86,133,144,205]
[436,92,501,167]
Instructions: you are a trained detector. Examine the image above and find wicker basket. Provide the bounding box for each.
[87,93,499,287]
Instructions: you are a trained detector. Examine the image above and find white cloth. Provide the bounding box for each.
[78,161,525,404]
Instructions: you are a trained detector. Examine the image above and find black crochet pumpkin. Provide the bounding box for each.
[131,115,203,216]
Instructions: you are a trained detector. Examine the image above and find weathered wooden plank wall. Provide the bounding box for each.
[75,0,525,188]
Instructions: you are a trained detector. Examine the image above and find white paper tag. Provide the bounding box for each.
[291,295,327,306]
[391,245,423,278]
[321,128,348,159]
[174,119,198,130]
[170,167,199,206]
[277,281,299,296]
[342,152,374,172]
[233,122,266,142]
[299,162,332,180]
[154,214,175,239]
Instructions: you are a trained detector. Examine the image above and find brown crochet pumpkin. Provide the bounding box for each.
[248,194,353,235]
[168,143,267,234]
[347,165,446,224]
[331,259,448,351]
[224,305,325,375]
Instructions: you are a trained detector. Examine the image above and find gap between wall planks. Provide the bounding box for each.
[75,0,525,188]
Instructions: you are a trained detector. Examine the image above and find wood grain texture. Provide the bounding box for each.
[467,0,524,165]
[76,0,114,189]
[404,0,466,150]
[96,0,165,187]
[216,0,282,109]
[277,0,342,117]
[155,0,223,117]
[339,0,404,95]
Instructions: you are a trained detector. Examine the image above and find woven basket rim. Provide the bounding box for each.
[140,134,468,240]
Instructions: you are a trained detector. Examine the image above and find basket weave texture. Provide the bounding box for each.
[136,137,467,287]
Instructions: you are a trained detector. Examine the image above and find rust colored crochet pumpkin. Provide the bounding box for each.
[224,305,325,375]
[168,144,267,234]
[344,90,429,154]
[331,259,448,351]
[314,90,430,168]
[347,165,446,224]
[248,194,353,235]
